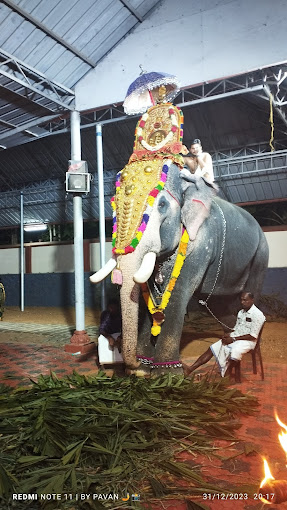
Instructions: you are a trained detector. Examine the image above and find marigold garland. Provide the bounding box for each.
[141,228,189,336]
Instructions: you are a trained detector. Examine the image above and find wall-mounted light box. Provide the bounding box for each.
[66,172,91,193]
[66,160,91,193]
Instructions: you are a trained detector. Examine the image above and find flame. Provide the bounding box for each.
[260,458,275,505]
[260,458,275,488]
[259,412,287,505]
[275,412,287,456]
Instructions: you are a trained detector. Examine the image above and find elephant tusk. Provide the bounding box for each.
[133,252,156,283]
[89,257,117,283]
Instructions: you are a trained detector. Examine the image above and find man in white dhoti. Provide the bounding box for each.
[184,292,265,377]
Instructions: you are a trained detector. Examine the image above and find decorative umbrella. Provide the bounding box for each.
[123,70,180,115]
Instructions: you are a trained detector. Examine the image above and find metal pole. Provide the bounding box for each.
[71,110,85,332]
[96,123,106,310]
[20,192,24,311]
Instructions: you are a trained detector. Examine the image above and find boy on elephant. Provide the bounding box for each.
[181,138,214,183]
[184,292,265,378]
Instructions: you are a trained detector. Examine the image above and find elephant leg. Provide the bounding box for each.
[243,234,269,303]
[136,293,155,375]
[152,296,188,375]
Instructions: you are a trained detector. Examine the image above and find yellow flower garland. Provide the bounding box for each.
[141,229,189,336]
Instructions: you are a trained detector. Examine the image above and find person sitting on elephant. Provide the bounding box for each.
[181,138,214,183]
[183,292,265,378]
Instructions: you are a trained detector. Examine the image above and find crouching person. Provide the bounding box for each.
[98,298,123,365]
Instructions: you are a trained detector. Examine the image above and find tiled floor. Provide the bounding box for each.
[0,327,287,509]
[0,342,100,387]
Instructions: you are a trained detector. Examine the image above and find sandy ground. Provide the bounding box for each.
[0,306,286,362]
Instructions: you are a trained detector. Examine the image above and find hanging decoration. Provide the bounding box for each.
[269,92,275,152]
[141,229,189,336]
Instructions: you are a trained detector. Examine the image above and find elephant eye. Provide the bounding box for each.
[158,196,169,213]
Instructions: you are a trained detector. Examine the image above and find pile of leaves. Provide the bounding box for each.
[0,371,259,510]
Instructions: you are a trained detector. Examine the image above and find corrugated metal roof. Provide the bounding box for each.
[0,0,161,147]
[0,1,286,227]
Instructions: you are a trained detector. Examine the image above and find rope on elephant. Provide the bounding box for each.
[198,202,234,331]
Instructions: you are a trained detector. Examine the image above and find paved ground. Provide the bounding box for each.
[0,307,286,509]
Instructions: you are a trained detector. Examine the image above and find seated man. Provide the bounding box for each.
[98,298,123,364]
[181,138,214,183]
[184,292,265,377]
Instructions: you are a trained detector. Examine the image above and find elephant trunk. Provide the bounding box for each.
[90,250,156,369]
[118,253,145,368]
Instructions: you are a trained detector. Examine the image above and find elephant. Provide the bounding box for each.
[90,163,269,376]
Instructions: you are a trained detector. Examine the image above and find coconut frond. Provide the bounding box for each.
[0,372,259,509]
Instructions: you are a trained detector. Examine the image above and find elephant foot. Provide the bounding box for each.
[151,367,183,377]
[151,361,184,377]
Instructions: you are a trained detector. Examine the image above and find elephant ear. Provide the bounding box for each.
[180,171,218,240]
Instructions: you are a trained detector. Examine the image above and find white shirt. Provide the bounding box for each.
[230,304,265,340]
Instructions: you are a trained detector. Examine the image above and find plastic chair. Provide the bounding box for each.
[234,324,265,383]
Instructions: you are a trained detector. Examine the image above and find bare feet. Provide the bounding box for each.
[182,363,192,377]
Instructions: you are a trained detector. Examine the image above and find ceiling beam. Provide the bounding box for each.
[0,49,75,111]
[1,0,96,68]
[119,0,143,22]
[0,114,62,144]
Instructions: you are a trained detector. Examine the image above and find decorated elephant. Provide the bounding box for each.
[90,160,269,375]
[90,78,268,375]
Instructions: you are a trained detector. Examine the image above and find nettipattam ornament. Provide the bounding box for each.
[111,73,190,339]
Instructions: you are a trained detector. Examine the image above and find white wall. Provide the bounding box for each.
[0,248,19,274]
[75,0,287,111]
[90,241,112,272]
[32,244,74,273]
[0,231,286,274]
[263,231,287,268]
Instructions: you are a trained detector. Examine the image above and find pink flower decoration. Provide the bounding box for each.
[139,120,145,128]
[138,222,147,232]
[171,126,177,133]
[115,180,121,187]
[138,136,143,141]
[112,224,117,233]
[169,108,174,114]
[161,172,167,182]
[125,246,134,254]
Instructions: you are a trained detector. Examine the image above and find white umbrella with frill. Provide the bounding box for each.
[123,70,180,115]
